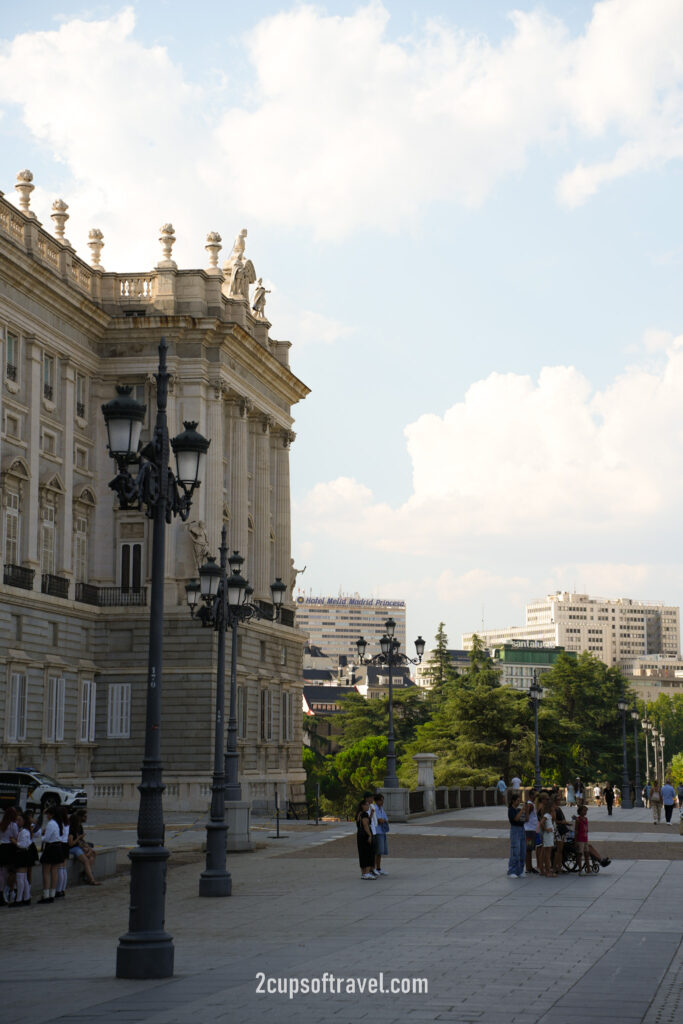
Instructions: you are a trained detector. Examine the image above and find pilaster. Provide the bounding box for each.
[59,358,75,576]
[229,398,250,561]
[205,379,226,552]
[273,429,294,598]
[252,413,272,600]
[25,338,41,578]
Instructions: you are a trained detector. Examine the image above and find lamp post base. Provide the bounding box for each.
[199,869,232,898]
[116,845,174,978]
[116,935,175,979]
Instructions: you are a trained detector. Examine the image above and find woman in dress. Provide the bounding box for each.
[355,797,376,880]
[565,781,576,808]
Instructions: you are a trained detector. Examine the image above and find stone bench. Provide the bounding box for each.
[65,846,118,886]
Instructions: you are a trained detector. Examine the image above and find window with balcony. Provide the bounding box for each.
[5,330,18,382]
[76,372,87,419]
[43,352,55,401]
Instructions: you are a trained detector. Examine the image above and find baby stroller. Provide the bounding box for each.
[561,830,606,873]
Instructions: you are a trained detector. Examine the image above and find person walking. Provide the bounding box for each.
[575,779,585,807]
[642,782,651,808]
[539,801,555,877]
[507,793,526,877]
[650,781,663,824]
[496,777,507,804]
[661,779,676,824]
[565,781,576,808]
[593,784,602,807]
[604,782,615,816]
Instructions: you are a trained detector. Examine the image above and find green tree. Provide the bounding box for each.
[399,637,534,786]
[668,752,683,787]
[320,736,388,817]
[538,652,627,783]
[425,622,457,697]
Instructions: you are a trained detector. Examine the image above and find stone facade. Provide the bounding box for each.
[0,172,310,812]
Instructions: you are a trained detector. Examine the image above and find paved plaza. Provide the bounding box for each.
[4,804,683,1024]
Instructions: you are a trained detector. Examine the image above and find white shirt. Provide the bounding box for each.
[593,786,601,798]
[511,777,522,789]
[42,819,60,843]
[17,827,30,850]
[368,802,378,836]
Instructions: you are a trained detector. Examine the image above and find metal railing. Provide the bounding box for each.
[3,564,35,590]
[75,583,147,607]
[41,573,69,599]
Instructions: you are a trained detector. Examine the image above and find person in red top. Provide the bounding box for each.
[574,805,611,872]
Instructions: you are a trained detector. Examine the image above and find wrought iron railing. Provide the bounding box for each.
[3,564,35,590]
[41,573,69,599]
[75,583,147,607]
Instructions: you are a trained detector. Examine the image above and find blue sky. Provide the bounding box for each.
[3,1,683,649]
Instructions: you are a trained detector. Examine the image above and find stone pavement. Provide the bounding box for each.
[4,804,683,1024]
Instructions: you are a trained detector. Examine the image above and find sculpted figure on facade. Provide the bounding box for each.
[289,558,306,597]
[252,278,271,319]
[187,519,211,568]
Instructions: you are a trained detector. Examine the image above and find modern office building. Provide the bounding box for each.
[463,592,680,665]
[490,641,575,690]
[0,170,309,812]
[295,595,407,661]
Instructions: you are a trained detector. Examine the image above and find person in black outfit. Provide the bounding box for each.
[355,798,375,879]
[604,782,614,816]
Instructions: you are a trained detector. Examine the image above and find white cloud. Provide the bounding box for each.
[299,336,683,551]
[2,1,683,254]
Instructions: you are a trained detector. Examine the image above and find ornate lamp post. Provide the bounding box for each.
[529,671,543,790]
[660,734,666,782]
[102,338,210,979]
[652,728,660,781]
[186,528,285,892]
[642,717,651,784]
[617,695,632,809]
[631,707,643,807]
[356,618,425,788]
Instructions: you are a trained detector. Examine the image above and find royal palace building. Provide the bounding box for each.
[0,170,309,812]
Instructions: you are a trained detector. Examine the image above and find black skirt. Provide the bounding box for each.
[14,847,32,869]
[40,841,64,865]
[0,843,16,867]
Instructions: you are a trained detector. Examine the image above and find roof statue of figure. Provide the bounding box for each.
[252,278,271,319]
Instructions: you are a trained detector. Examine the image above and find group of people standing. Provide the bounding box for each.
[355,792,390,879]
[507,787,611,878]
[0,804,99,907]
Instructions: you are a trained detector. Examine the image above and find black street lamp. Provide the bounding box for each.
[102,338,209,979]
[356,618,425,788]
[652,728,660,781]
[617,695,632,809]
[660,734,666,782]
[631,707,643,807]
[186,527,285,891]
[642,717,651,783]
[529,671,543,790]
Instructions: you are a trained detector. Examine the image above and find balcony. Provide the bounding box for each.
[3,564,35,590]
[280,607,295,628]
[41,574,70,599]
[75,583,147,607]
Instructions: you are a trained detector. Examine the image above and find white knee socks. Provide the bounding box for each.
[57,866,67,892]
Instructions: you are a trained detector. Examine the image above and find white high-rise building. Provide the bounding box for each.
[462,592,680,665]
[295,595,407,662]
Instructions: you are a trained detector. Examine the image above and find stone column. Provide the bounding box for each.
[229,398,250,562]
[59,359,75,577]
[252,414,272,600]
[413,753,438,812]
[25,338,41,580]
[204,379,225,553]
[273,430,294,596]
